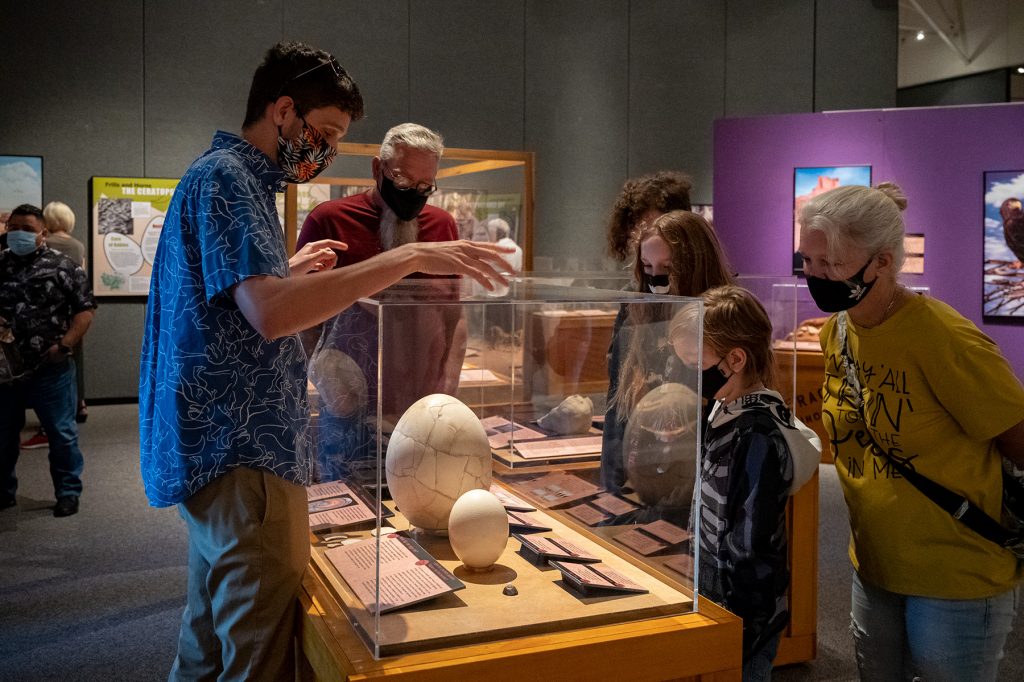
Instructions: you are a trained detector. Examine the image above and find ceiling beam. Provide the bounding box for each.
[906,0,971,64]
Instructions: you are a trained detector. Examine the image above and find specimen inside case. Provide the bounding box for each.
[305,277,704,658]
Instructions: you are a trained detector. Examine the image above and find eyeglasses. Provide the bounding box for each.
[382,162,438,196]
[275,58,343,100]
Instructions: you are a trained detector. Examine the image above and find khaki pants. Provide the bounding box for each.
[170,467,309,682]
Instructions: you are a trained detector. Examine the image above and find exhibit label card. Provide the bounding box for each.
[506,510,553,532]
[489,483,536,512]
[564,503,610,526]
[613,528,669,556]
[641,520,692,545]
[514,533,601,563]
[512,435,603,460]
[515,472,602,508]
[307,480,353,502]
[590,493,639,516]
[549,560,649,595]
[663,553,695,580]
[306,480,382,531]
[326,534,464,614]
[480,416,545,449]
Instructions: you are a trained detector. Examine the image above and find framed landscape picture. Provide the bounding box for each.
[792,165,872,273]
[0,155,43,215]
[983,170,1024,318]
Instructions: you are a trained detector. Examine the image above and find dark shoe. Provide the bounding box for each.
[20,430,48,449]
[76,400,88,424]
[54,496,79,517]
[0,495,15,511]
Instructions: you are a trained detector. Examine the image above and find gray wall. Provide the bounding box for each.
[897,69,1010,108]
[0,0,896,400]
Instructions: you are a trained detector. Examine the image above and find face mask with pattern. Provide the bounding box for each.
[277,118,337,184]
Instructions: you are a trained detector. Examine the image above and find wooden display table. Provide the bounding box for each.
[297,566,741,682]
[775,471,818,665]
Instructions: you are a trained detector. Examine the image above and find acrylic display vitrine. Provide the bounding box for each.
[303,276,706,659]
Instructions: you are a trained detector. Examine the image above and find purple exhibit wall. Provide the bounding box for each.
[713,102,1024,378]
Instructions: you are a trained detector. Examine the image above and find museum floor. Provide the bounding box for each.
[1,404,1021,681]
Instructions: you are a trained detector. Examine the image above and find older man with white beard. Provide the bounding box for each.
[298,122,456,261]
[297,123,468,483]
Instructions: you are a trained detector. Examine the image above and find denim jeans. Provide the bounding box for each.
[743,631,781,682]
[0,359,84,500]
[851,570,1019,682]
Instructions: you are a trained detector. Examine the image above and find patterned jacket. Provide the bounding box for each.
[698,390,792,661]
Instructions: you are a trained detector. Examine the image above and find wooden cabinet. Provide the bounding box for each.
[297,561,743,682]
[775,348,832,463]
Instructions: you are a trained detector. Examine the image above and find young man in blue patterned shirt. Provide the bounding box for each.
[140,42,513,681]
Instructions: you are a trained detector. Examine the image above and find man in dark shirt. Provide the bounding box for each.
[0,204,96,516]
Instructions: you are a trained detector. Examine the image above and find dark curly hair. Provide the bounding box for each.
[607,170,693,261]
[243,42,364,128]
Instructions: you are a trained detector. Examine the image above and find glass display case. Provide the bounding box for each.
[303,277,705,659]
[279,143,534,269]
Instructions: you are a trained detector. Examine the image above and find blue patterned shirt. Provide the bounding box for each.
[139,131,312,507]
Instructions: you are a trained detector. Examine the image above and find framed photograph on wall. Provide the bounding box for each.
[792,166,872,274]
[0,155,43,215]
[983,170,1024,318]
[89,176,179,298]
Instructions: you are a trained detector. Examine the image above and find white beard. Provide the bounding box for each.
[379,205,419,251]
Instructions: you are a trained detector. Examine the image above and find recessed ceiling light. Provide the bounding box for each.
[916,30,925,41]
[1017,67,1024,74]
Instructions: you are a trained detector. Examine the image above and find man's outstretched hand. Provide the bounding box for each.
[399,240,518,290]
[289,239,347,276]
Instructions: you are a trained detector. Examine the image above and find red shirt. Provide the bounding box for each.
[297,191,457,266]
[297,191,462,420]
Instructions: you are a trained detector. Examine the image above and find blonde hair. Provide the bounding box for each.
[670,286,775,387]
[800,182,907,269]
[610,211,734,420]
[43,201,76,234]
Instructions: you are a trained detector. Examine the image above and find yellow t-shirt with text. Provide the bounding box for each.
[820,294,1024,598]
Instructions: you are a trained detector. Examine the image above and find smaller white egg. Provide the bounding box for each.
[448,489,510,571]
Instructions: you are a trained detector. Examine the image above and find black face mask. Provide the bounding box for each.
[646,273,670,293]
[379,175,429,221]
[805,257,877,313]
[700,360,730,401]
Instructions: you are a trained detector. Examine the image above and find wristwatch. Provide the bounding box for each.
[58,343,73,357]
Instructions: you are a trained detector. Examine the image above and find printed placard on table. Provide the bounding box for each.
[89,177,179,297]
[306,480,390,531]
[514,533,601,564]
[564,503,610,526]
[512,472,602,508]
[549,560,649,596]
[325,533,465,614]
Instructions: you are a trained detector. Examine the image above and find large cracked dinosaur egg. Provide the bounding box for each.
[385,394,492,532]
[309,348,368,418]
[623,383,700,507]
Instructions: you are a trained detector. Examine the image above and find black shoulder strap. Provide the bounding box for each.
[837,313,1017,549]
